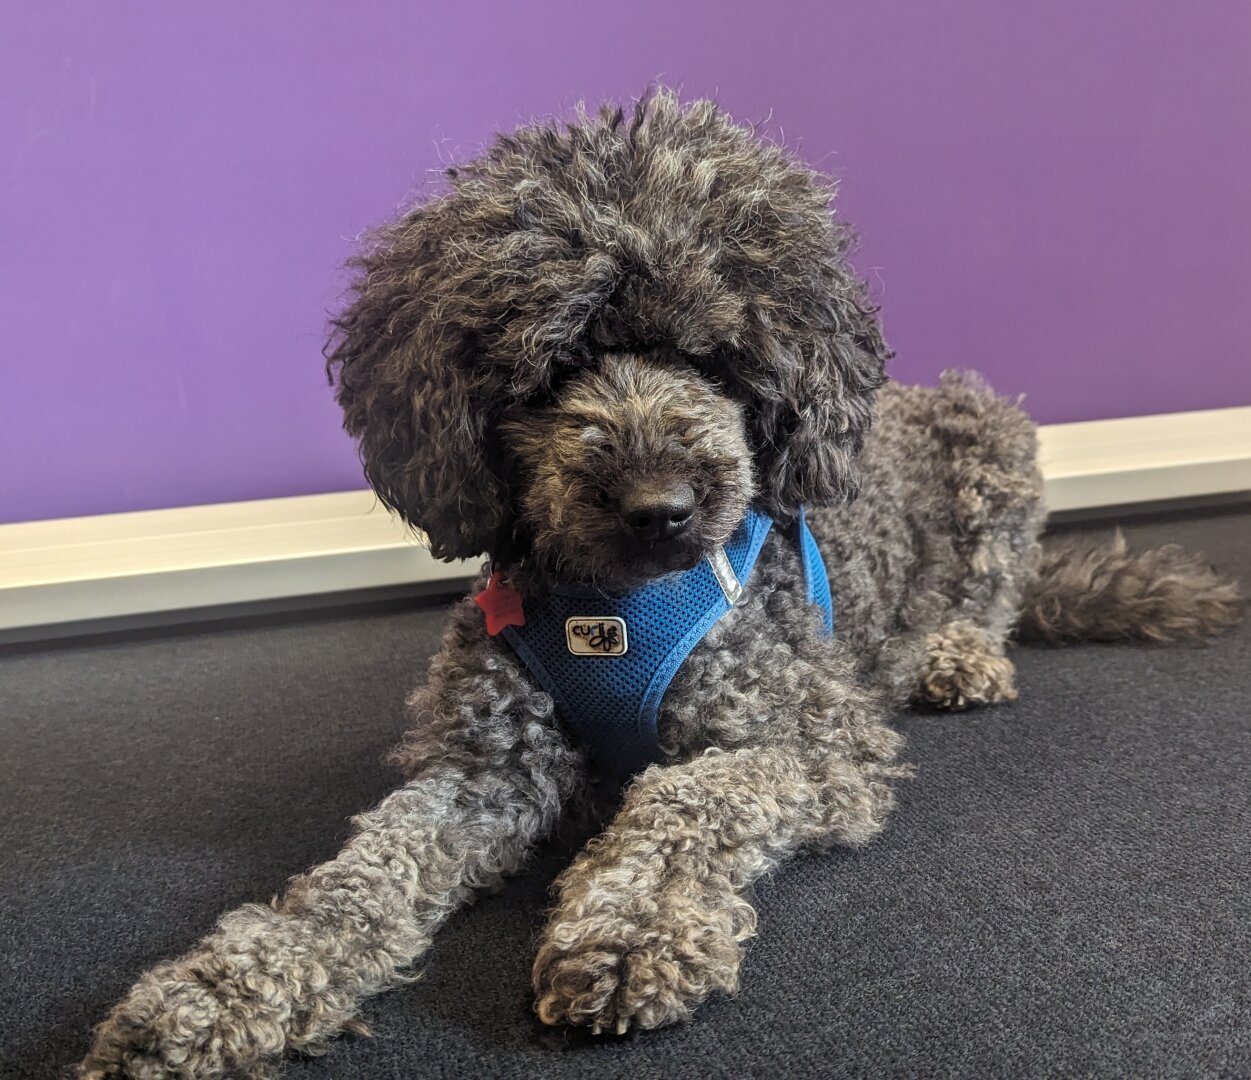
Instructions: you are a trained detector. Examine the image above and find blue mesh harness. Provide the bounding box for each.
[502,508,834,777]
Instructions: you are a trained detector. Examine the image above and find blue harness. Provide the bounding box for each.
[502,507,834,777]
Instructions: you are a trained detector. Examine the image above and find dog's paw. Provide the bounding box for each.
[918,621,1018,711]
[531,913,742,1034]
[77,958,289,1079]
[78,958,260,1079]
[78,908,302,1079]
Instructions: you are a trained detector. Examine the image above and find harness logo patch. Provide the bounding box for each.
[565,616,628,656]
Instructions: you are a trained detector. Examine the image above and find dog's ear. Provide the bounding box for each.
[733,244,891,518]
[325,198,510,561]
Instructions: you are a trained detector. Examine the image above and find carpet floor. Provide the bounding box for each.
[2,505,1249,1079]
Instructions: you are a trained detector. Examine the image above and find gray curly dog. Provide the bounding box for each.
[79,89,1243,1078]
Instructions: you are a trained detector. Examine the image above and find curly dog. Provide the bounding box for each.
[79,89,1242,1077]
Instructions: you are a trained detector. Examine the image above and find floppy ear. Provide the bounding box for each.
[739,250,891,519]
[325,199,510,562]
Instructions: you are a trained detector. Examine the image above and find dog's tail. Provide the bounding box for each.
[1017,531,1243,644]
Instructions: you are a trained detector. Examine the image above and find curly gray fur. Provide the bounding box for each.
[79,90,1242,1078]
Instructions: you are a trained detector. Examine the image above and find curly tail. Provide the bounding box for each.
[1018,531,1244,644]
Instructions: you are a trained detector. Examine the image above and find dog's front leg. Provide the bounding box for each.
[532,740,899,1034]
[79,609,585,1079]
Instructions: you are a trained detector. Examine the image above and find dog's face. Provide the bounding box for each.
[501,354,755,589]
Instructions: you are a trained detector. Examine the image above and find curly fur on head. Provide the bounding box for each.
[326,88,889,563]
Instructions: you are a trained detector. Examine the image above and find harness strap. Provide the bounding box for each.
[501,506,833,777]
[797,507,835,636]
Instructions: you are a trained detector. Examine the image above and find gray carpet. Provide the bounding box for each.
[2,506,1249,1079]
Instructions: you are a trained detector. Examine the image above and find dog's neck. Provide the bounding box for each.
[492,558,678,601]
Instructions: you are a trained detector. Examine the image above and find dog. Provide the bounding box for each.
[79,89,1242,1078]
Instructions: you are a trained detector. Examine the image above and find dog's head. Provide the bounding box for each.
[327,90,889,589]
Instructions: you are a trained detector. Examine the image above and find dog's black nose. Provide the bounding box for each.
[621,483,696,542]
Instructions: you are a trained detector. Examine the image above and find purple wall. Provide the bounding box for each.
[4,1,1250,524]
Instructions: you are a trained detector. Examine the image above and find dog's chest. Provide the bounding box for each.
[655,533,850,757]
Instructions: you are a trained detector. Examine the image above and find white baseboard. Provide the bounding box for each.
[3,406,1249,638]
[1037,405,1251,512]
[1,492,475,638]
